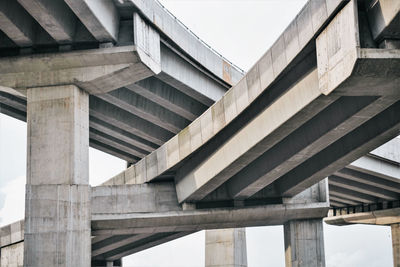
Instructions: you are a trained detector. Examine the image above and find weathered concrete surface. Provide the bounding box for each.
[1,242,24,267]
[205,228,247,267]
[284,219,325,267]
[0,45,160,95]
[24,85,91,266]
[101,0,347,187]
[393,223,400,267]
[325,207,400,226]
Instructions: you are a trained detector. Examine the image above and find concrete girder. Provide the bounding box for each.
[89,117,157,153]
[128,77,207,121]
[89,139,140,163]
[64,0,119,43]
[329,195,361,206]
[324,207,400,226]
[96,0,348,188]
[0,45,161,95]
[89,97,173,146]
[17,0,78,43]
[97,88,190,134]
[157,44,227,106]
[91,234,152,258]
[96,232,193,261]
[328,184,377,204]
[225,95,389,200]
[328,175,399,201]
[89,129,144,160]
[335,167,400,194]
[0,0,35,47]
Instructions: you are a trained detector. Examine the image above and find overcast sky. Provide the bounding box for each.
[0,0,394,267]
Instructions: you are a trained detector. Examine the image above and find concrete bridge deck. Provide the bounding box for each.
[0,0,399,266]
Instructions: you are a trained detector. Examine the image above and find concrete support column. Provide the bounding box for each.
[205,228,247,267]
[284,219,325,267]
[392,224,400,267]
[24,85,90,266]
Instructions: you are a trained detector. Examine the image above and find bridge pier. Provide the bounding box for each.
[284,219,325,267]
[205,228,247,267]
[24,85,91,266]
[393,224,400,267]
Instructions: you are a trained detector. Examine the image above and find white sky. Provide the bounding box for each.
[0,0,394,266]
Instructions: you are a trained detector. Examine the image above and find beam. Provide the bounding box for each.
[329,185,377,204]
[92,234,152,257]
[0,0,34,46]
[17,0,77,43]
[89,139,139,163]
[89,117,157,153]
[324,207,400,226]
[329,175,399,201]
[175,69,322,203]
[275,101,400,197]
[128,77,207,121]
[97,88,190,134]
[99,232,193,261]
[64,0,119,42]
[330,195,360,206]
[89,96,173,146]
[226,95,383,199]
[91,202,329,235]
[89,128,145,159]
[335,167,400,194]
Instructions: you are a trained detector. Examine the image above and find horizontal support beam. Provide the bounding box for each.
[91,202,329,235]
[325,207,400,226]
[0,45,161,94]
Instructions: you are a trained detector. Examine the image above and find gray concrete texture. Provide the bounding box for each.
[102,0,347,187]
[24,85,91,267]
[205,228,247,267]
[284,219,325,267]
[393,223,400,267]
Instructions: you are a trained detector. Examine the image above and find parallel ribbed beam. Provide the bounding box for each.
[17,0,77,43]
[102,232,193,261]
[98,88,190,134]
[329,184,377,203]
[0,0,34,46]
[329,175,399,201]
[89,128,146,159]
[89,117,157,153]
[330,195,360,206]
[89,139,139,163]
[128,77,207,121]
[335,168,400,194]
[89,96,173,146]
[92,234,152,258]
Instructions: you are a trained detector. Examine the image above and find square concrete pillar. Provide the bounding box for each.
[205,228,247,267]
[284,219,325,267]
[24,85,90,266]
[393,224,400,267]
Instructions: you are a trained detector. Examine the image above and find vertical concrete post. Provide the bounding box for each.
[205,228,247,267]
[24,85,90,266]
[284,219,325,267]
[392,224,400,267]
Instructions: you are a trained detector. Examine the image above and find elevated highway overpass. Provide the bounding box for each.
[0,0,399,266]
